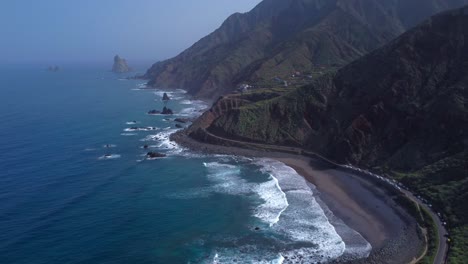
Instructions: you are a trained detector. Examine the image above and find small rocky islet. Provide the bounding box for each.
[147,107,173,115]
[146,152,166,159]
[111,55,132,73]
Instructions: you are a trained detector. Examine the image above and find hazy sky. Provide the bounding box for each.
[0,0,261,65]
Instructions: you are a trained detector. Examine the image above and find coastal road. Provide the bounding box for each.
[402,190,448,264]
[181,129,450,263]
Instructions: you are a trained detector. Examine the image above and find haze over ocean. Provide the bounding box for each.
[0,0,261,65]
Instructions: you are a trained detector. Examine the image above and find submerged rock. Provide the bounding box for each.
[175,124,183,128]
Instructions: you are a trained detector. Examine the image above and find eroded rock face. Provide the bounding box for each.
[112,55,131,73]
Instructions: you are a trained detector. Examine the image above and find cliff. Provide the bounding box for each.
[188,6,468,262]
[144,0,467,99]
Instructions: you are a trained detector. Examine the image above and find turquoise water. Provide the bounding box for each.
[0,66,370,263]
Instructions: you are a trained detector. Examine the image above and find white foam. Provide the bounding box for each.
[120,133,137,136]
[125,121,138,125]
[98,154,121,160]
[140,129,185,155]
[146,157,165,161]
[124,127,159,132]
[171,158,371,262]
[254,175,289,227]
[153,90,185,101]
[203,162,251,195]
[255,159,346,261]
[176,101,209,118]
[137,83,147,89]
[180,99,193,105]
[203,247,285,264]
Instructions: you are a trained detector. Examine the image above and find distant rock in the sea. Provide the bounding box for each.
[147,110,161,115]
[146,152,166,159]
[162,92,170,101]
[112,55,131,73]
[47,65,60,72]
[161,107,173,115]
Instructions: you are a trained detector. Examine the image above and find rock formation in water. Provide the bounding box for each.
[162,92,170,101]
[161,107,174,115]
[146,152,166,158]
[112,55,131,73]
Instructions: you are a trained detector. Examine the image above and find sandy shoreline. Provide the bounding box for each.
[171,131,425,263]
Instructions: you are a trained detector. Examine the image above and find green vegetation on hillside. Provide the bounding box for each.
[391,151,468,264]
[188,6,468,262]
[144,0,467,99]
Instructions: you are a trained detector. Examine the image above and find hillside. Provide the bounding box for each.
[143,0,467,99]
[187,6,468,263]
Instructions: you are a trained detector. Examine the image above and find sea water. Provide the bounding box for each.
[0,66,370,263]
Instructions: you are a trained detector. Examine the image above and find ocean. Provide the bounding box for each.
[0,66,370,263]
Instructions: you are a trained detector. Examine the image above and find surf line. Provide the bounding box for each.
[269,174,289,227]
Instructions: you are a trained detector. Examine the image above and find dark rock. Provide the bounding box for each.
[174,118,189,123]
[162,92,170,101]
[161,107,173,115]
[148,110,161,115]
[146,152,166,158]
[143,145,149,149]
[254,227,260,231]
[175,124,183,128]
[112,55,131,73]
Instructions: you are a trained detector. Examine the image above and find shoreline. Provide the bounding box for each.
[171,131,425,263]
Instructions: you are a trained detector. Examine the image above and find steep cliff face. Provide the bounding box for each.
[195,6,468,167]
[112,55,131,73]
[144,0,467,99]
[188,8,468,260]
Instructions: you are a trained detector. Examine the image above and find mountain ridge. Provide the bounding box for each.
[143,0,468,99]
[185,6,468,262]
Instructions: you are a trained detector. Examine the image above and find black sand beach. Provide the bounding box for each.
[171,131,425,263]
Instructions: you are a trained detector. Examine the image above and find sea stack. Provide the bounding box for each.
[112,55,131,73]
